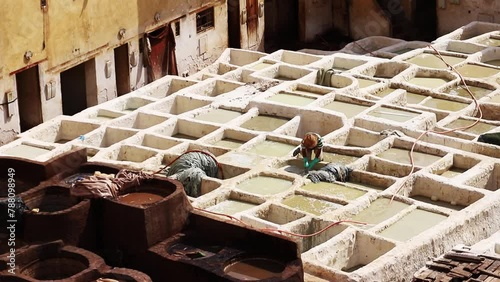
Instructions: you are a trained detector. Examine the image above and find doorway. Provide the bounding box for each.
[227,0,241,48]
[16,66,42,132]
[60,62,88,116]
[246,0,259,48]
[114,44,131,96]
[264,0,299,52]
[145,23,178,83]
[414,0,437,41]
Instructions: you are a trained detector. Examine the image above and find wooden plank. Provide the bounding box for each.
[465,278,483,282]
[477,274,489,280]
[428,262,453,272]
[435,258,453,264]
[450,267,472,277]
[437,274,453,282]
[428,270,438,279]
[434,271,450,281]
[464,262,480,272]
[414,268,434,279]
[480,259,495,269]
[486,260,500,272]
[478,268,500,279]
[444,253,484,263]
[477,260,494,275]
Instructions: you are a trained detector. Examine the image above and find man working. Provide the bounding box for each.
[293,132,324,171]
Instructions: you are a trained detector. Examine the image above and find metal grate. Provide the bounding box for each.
[196,7,215,33]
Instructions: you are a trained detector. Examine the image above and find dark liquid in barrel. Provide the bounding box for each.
[224,258,284,280]
[117,192,164,206]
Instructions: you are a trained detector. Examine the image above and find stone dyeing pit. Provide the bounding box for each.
[0,240,153,281]
[1,21,500,281]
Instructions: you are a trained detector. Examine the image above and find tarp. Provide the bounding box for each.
[307,163,353,183]
[478,132,500,146]
[165,151,220,197]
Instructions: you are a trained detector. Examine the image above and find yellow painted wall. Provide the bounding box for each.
[1,0,223,74]
[0,1,46,76]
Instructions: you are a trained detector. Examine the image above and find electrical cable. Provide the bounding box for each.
[0,97,17,106]
[390,45,484,203]
[193,207,368,238]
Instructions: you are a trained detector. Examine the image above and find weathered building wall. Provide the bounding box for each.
[127,40,148,91]
[349,0,391,40]
[174,3,229,75]
[239,0,266,51]
[0,0,228,140]
[0,77,19,145]
[0,2,46,77]
[38,62,63,122]
[44,0,223,71]
[299,0,333,43]
[436,0,500,36]
[0,76,23,139]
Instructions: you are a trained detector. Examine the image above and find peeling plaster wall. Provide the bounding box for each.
[0,0,228,134]
[174,3,229,75]
[0,1,45,77]
[437,0,500,36]
[44,0,224,70]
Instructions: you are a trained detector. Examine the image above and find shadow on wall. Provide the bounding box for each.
[264,0,299,52]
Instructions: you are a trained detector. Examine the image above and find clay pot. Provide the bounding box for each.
[0,240,154,282]
[0,147,87,199]
[0,158,46,199]
[0,240,106,281]
[100,176,192,255]
[131,210,304,281]
[43,147,88,180]
[22,186,95,248]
